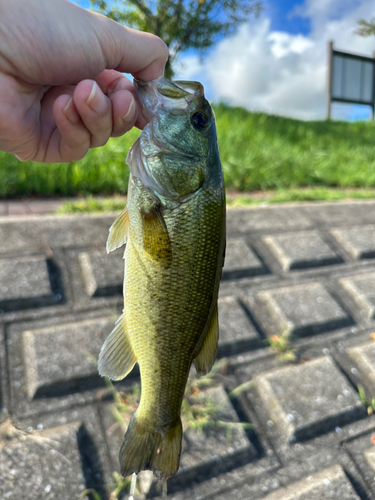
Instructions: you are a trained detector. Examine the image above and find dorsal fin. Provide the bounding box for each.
[106,206,129,253]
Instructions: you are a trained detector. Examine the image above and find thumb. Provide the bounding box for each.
[89,11,169,81]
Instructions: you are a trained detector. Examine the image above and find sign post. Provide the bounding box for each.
[327,41,375,120]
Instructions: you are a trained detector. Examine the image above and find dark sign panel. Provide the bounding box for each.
[327,42,375,119]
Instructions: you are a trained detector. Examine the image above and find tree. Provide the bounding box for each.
[90,0,262,78]
[356,18,375,37]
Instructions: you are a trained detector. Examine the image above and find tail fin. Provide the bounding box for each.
[119,411,182,480]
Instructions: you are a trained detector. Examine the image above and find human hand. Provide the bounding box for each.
[0,0,168,162]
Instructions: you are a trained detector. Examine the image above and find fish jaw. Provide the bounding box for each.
[134,77,205,120]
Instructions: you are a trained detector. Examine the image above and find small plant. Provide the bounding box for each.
[358,384,375,415]
[85,359,253,499]
[80,472,133,500]
[268,331,297,363]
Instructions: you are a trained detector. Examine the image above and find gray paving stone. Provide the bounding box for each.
[78,248,124,297]
[258,464,359,500]
[0,325,7,413]
[7,312,120,416]
[3,204,375,500]
[0,419,105,500]
[347,342,375,388]
[344,429,375,495]
[101,385,256,494]
[365,445,375,471]
[262,231,341,271]
[257,282,352,336]
[339,273,375,319]
[0,214,114,255]
[0,255,56,310]
[218,296,260,355]
[222,238,264,279]
[255,356,364,442]
[22,317,113,399]
[227,207,311,234]
[331,225,375,260]
[67,246,124,308]
[0,202,7,216]
[299,201,375,226]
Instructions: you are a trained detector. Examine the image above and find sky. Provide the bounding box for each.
[173,0,375,121]
[78,0,375,121]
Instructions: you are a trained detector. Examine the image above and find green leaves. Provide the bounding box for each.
[356,18,375,37]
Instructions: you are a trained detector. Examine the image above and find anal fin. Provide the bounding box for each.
[106,206,129,253]
[98,313,137,381]
[194,303,219,376]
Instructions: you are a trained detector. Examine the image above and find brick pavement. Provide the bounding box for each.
[1,201,375,499]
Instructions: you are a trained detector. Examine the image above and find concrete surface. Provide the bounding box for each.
[1,200,375,499]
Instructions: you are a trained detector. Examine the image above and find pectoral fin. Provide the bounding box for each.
[141,205,172,267]
[106,206,129,253]
[194,303,219,376]
[98,313,137,381]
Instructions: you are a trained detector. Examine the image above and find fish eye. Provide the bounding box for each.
[191,112,209,130]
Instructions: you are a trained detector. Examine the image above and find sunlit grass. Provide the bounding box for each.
[56,187,375,214]
[2,104,375,198]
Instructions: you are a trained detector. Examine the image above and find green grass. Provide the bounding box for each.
[56,187,375,214]
[2,104,375,197]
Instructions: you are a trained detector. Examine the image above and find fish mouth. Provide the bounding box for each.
[134,77,205,121]
[134,77,203,158]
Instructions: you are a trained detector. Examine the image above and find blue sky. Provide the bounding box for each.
[77,0,375,121]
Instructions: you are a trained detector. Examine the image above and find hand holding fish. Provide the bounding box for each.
[0,0,168,162]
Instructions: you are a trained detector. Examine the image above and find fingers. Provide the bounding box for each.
[73,80,113,148]
[52,94,91,162]
[53,75,140,162]
[91,13,168,80]
[94,70,147,132]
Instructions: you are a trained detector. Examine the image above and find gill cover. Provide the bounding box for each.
[127,78,214,201]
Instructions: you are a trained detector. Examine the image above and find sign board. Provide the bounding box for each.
[327,42,375,119]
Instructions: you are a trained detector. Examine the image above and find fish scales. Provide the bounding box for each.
[99,77,225,481]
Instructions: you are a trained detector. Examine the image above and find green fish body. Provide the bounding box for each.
[99,78,226,480]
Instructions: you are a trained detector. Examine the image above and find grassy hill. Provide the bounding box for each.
[1,104,375,198]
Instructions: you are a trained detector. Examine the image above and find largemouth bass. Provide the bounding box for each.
[98,77,226,480]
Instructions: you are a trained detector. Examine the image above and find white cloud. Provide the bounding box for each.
[174,0,375,120]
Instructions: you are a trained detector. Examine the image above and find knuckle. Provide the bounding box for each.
[90,136,109,148]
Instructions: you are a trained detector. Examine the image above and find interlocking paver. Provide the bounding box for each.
[257,282,352,336]
[0,256,53,310]
[218,296,260,355]
[22,318,112,399]
[331,225,375,260]
[78,248,124,297]
[2,202,375,500]
[222,238,264,279]
[262,231,341,271]
[339,273,375,319]
[0,420,104,500]
[365,446,375,471]
[347,342,375,387]
[101,384,257,496]
[255,356,364,442]
[258,464,360,500]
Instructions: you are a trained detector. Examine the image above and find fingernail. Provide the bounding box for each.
[86,81,107,114]
[122,96,136,121]
[63,97,79,124]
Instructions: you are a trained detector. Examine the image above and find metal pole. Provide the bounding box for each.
[327,41,333,120]
[372,51,375,121]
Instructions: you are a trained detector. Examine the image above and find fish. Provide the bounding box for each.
[98,77,226,481]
